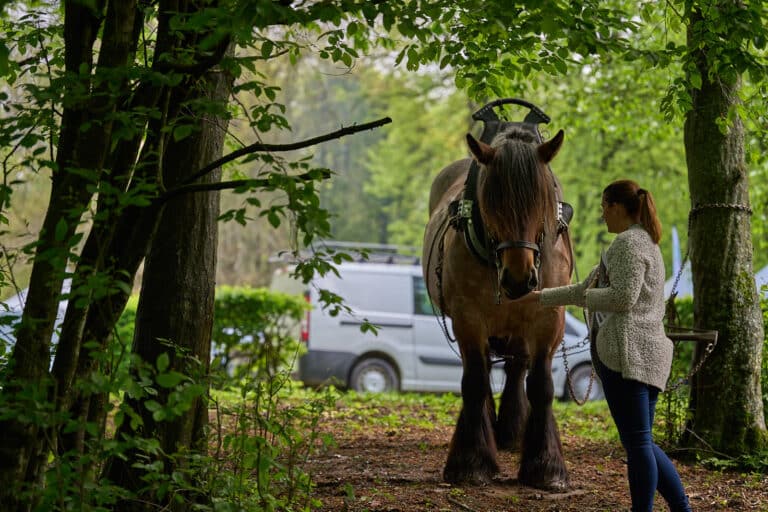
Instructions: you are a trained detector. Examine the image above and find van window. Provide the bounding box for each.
[413,276,434,315]
[333,272,412,314]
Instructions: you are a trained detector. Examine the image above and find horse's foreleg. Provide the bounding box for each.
[443,348,499,484]
[518,352,569,491]
[496,354,529,451]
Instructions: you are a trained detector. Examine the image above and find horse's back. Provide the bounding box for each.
[428,158,471,215]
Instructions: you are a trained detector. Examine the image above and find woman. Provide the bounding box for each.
[515,179,691,512]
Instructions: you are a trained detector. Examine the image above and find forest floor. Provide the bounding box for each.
[300,394,768,512]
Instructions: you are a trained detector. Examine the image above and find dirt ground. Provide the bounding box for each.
[302,398,768,512]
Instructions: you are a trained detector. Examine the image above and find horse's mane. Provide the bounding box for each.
[478,128,557,239]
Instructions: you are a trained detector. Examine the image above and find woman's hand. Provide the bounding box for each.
[511,290,541,304]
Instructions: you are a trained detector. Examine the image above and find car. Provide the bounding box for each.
[272,259,603,401]
[0,280,71,366]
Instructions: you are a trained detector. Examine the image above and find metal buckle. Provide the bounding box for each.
[458,199,473,218]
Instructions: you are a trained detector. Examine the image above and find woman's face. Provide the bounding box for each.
[601,196,625,234]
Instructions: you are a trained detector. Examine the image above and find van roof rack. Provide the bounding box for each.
[269,240,421,265]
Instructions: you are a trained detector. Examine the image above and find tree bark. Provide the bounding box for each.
[104,50,232,511]
[681,6,767,455]
[0,3,121,508]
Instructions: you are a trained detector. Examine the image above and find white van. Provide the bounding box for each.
[272,261,602,400]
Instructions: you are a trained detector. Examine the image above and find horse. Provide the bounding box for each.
[422,127,573,490]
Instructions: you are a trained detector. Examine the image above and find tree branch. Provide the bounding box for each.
[160,169,332,203]
[178,116,392,187]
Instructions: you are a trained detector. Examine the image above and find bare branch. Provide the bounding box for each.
[179,116,392,187]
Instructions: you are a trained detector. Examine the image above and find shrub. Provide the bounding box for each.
[210,286,308,383]
[71,287,321,511]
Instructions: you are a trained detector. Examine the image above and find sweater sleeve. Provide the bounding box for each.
[540,265,598,307]
[584,235,644,313]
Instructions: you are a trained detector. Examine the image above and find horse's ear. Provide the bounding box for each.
[466,133,495,165]
[537,129,564,163]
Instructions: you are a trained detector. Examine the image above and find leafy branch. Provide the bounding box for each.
[174,116,392,189]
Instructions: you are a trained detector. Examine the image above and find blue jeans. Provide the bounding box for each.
[596,359,691,512]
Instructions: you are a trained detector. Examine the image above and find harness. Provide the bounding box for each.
[447,99,574,270]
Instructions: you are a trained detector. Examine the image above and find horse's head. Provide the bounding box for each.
[468,128,564,300]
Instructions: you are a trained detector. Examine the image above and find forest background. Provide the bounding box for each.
[0,1,766,510]
[4,25,767,295]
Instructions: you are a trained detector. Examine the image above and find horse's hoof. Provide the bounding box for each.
[443,471,495,486]
[541,479,570,492]
[518,474,570,492]
[443,464,498,485]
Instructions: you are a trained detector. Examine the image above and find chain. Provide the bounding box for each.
[665,334,718,392]
[689,202,752,219]
[661,202,746,392]
[558,228,598,405]
[561,333,594,405]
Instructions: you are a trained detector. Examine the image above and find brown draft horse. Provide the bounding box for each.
[422,127,573,489]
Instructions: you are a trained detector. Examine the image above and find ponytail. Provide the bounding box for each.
[637,189,662,244]
[603,180,663,244]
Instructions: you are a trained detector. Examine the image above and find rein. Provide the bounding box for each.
[426,212,457,345]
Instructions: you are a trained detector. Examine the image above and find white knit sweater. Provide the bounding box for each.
[541,225,673,390]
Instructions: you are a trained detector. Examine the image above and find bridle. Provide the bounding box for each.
[492,229,545,304]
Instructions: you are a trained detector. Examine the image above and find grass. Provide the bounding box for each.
[212,382,626,446]
[554,399,617,442]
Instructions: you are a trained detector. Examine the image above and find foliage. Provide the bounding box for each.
[393,1,638,98]
[361,70,469,247]
[3,2,766,288]
[210,286,308,382]
[200,380,337,511]
[0,287,326,510]
[0,0,766,506]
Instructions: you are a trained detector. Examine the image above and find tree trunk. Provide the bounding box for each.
[104,54,231,511]
[681,7,767,455]
[0,2,138,507]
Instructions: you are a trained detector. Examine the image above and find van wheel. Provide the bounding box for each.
[349,357,399,393]
[564,363,604,402]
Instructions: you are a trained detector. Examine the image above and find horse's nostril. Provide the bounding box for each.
[528,272,538,290]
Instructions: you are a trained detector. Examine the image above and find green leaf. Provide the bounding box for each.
[157,371,185,388]
[172,124,194,142]
[689,69,702,90]
[54,218,67,242]
[267,210,280,228]
[261,40,273,59]
[156,352,170,373]
[0,43,9,77]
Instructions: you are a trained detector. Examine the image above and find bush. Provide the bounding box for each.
[115,287,309,384]
[103,287,321,511]
[210,286,309,383]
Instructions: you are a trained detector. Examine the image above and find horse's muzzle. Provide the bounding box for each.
[501,268,538,300]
